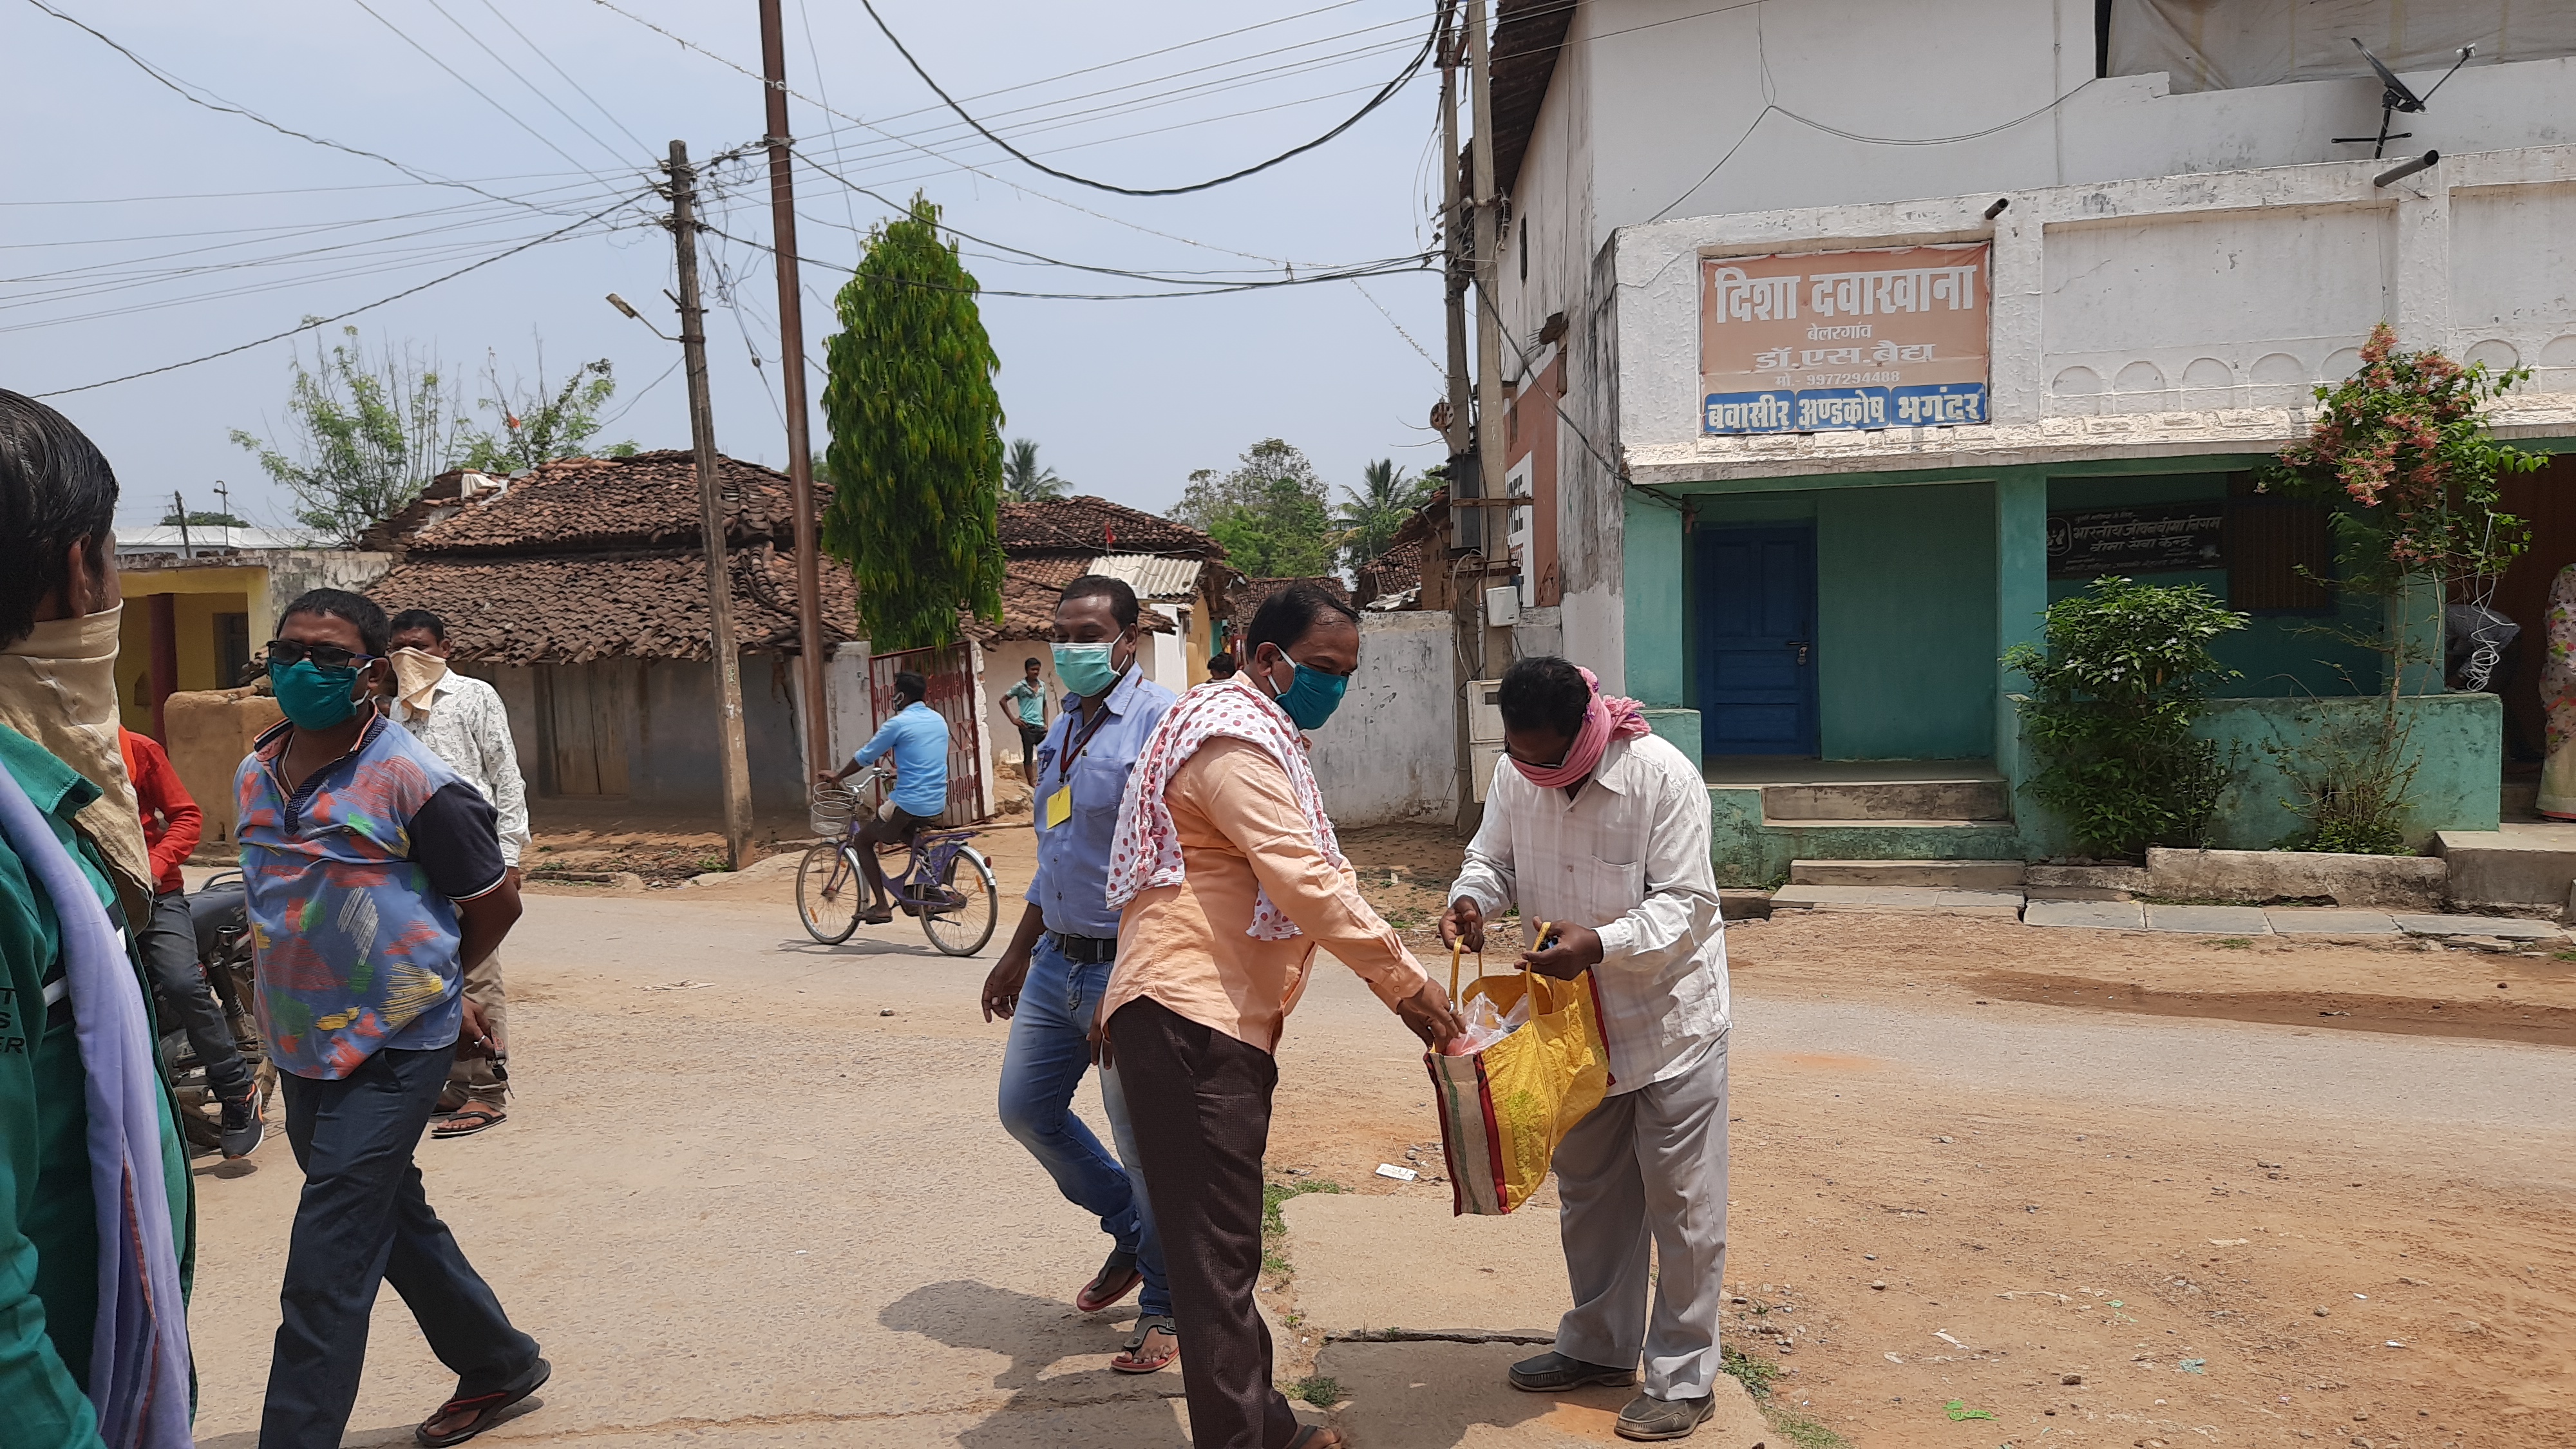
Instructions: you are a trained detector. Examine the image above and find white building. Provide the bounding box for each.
[1475,0,2576,876]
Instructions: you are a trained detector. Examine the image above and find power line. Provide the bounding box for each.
[700,217,1430,301]
[30,189,649,397]
[0,167,616,207]
[22,1,638,218]
[786,146,1431,287]
[853,0,1436,196]
[794,16,1430,180]
[343,0,617,178]
[795,37,1429,189]
[415,0,634,167]
[575,0,1298,264]
[468,0,656,155]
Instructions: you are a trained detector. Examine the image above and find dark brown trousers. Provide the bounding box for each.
[1109,998,1300,1449]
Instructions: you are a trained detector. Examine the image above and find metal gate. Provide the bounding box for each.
[867,642,987,826]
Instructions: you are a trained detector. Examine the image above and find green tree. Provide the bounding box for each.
[160,508,251,528]
[1209,476,1333,578]
[230,325,466,545]
[1333,458,1430,572]
[458,349,636,474]
[1001,437,1069,501]
[1175,438,1326,531]
[819,194,1006,649]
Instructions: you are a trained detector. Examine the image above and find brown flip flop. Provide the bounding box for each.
[417,1356,549,1445]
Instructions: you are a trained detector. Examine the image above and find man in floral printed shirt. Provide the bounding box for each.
[236,587,547,1449]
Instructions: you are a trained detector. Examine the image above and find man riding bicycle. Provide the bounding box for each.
[815,670,949,925]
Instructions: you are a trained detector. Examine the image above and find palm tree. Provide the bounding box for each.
[1334,459,1430,572]
[1002,437,1069,500]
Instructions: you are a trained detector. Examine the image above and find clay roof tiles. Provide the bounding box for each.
[998,495,1222,559]
[367,546,859,667]
[404,450,819,557]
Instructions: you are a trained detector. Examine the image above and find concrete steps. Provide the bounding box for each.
[1762,777,2009,823]
[1789,858,2025,889]
[2435,823,2576,911]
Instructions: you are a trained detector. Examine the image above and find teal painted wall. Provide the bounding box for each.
[1624,495,1688,707]
[2041,473,2382,697]
[1815,482,1996,759]
[1642,707,1702,762]
[2010,692,2501,857]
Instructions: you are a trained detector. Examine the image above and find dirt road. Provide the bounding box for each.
[173,828,2573,1446]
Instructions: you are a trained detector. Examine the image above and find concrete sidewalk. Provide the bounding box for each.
[1772,884,2569,942]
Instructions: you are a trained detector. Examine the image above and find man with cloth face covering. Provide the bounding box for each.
[980,574,1179,1373]
[1439,656,1728,1443]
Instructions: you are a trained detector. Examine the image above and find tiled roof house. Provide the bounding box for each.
[366,451,855,828]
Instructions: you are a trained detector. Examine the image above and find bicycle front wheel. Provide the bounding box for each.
[923,846,999,956]
[797,840,864,944]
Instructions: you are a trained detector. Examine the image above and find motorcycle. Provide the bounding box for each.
[155,870,276,1153]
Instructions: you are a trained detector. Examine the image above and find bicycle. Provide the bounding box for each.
[797,768,999,956]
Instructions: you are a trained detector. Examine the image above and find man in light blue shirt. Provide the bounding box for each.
[978,576,1180,1374]
[817,670,949,924]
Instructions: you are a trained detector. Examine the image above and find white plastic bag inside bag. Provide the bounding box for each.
[1454,989,1530,1056]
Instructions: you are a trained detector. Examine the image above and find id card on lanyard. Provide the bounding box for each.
[1044,696,1117,831]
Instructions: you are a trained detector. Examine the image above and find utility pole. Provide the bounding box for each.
[171,489,193,560]
[667,140,759,870]
[1439,1,1481,834]
[1468,0,1504,515]
[756,0,831,782]
[1438,2,1472,467]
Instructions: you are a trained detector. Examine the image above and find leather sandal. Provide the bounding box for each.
[1075,1250,1142,1312]
[1110,1314,1177,1373]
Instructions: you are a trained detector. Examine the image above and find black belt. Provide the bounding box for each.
[1048,931,1118,965]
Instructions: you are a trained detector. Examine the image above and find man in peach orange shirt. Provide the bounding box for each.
[1097,582,1461,1449]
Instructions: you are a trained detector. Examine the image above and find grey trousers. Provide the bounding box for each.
[1551,1033,1729,1401]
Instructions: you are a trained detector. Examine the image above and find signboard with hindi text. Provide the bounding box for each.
[1698,243,1991,435]
[2045,503,2225,578]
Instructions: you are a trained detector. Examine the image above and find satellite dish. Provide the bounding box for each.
[2334,40,2474,158]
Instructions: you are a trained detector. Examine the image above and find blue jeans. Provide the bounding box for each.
[263,1046,540,1449]
[998,934,1171,1320]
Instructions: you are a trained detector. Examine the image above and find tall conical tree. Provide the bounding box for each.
[820,193,1006,649]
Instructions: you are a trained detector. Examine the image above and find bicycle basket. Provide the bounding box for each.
[809,781,859,836]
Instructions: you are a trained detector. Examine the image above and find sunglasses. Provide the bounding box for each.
[266,639,379,670]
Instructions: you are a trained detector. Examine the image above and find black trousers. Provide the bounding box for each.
[140,887,252,1101]
[1110,998,1299,1449]
[262,1046,538,1449]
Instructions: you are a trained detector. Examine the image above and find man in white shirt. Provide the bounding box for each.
[1439,655,1728,1443]
[386,607,532,1138]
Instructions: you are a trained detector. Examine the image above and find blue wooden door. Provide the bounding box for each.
[1696,524,1818,755]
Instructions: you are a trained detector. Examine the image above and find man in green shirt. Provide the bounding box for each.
[1000,656,1048,784]
[0,389,195,1449]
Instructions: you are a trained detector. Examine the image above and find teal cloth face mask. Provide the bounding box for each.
[269,658,363,730]
[1051,642,1121,699]
[1273,654,1349,730]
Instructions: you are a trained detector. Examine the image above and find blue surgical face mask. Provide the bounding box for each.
[1267,650,1349,731]
[269,658,365,730]
[1051,639,1125,699]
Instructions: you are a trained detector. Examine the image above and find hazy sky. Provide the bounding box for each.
[5,0,1454,535]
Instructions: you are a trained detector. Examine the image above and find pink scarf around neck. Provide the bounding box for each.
[1511,667,1650,790]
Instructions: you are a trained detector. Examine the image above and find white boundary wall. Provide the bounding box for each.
[1308,610,1457,828]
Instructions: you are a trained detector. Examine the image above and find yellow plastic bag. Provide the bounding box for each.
[1426,931,1612,1215]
